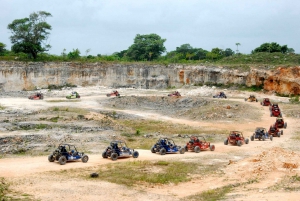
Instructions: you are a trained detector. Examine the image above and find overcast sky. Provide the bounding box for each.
[1,0,299,55]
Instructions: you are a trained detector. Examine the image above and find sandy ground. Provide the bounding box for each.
[0,86,299,201]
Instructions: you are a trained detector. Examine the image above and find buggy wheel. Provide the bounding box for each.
[111,153,118,161]
[244,98,247,101]
[194,146,200,153]
[237,140,242,146]
[58,156,67,165]
[48,154,55,162]
[106,94,110,97]
[133,151,139,158]
[151,147,156,153]
[82,155,89,163]
[224,96,227,99]
[224,139,228,145]
[210,145,215,151]
[179,147,185,154]
[245,138,249,144]
[277,132,281,137]
[256,99,258,102]
[262,136,265,141]
[281,130,283,135]
[184,146,188,152]
[270,136,273,141]
[250,136,254,141]
[117,94,120,97]
[159,148,166,155]
[102,151,108,158]
[270,113,273,117]
[284,123,287,129]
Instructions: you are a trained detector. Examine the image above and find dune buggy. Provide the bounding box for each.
[102,140,139,161]
[261,98,271,106]
[168,91,181,97]
[268,125,282,137]
[151,137,185,155]
[106,90,120,97]
[184,136,215,153]
[28,92,44,100]
[250,127,273,141]
[48,144,89,165]
[213,91,227,99]
[224,131,249,146]
[244,95,258,102]
[66,91,80,99]
[269,103,282,117]
[274,117,287,129]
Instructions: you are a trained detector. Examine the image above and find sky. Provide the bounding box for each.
[0,0,299,55]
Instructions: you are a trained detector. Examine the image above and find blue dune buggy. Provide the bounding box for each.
[102,140,139,161]
[250,127,273,141]
[151,137,185,155]
[48,144,89,165]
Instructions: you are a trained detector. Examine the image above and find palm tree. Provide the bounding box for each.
[235,43,241,54]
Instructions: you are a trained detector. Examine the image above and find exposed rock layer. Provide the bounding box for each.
[0,61,299,95]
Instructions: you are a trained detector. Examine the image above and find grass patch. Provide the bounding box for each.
[184,185,233,201]
[0,177,9,200]
[46,99,81,103]
[118,119,206,135]
[269,174,300,191]
[0,104,5,110]
[91,160,198,186]
[0,177,35,200]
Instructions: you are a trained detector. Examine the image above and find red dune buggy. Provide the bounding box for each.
[28,92,44,100]
[274,117,287,129]
[261,98,271,106]
[269,103,282,117]
[224,131,249,146]
[107,90,120,97]
[184,136,215,153]
[268,125,282,137]
[168,91,181,97]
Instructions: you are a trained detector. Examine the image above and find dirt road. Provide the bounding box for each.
[0,88,298,201]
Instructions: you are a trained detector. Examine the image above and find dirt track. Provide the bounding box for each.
[0,87,299,201]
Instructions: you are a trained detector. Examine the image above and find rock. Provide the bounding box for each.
[90,173,99,178]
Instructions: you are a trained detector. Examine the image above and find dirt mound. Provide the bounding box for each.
[104,96,260,121]
[225,147,300,181]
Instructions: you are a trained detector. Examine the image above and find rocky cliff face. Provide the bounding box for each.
[0,61,299,95]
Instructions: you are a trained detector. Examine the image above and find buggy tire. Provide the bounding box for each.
[102,151,108,158]
[82,155,89,163]
[277,132,281,137]
[194,146,200,153]
[245,138,249,144]
[58,156,67,165]
[160,148,166,155]
[281,130,283,135]
[48,154,55,162]
[270,136,273,141]
[270,113,273,117]
[117,94,120,97]
[210,145,215,151]
[179,148,185,154]
[262,136,265,141]
[111,153,118,161]
[151,147,156,153]
[133,151,139,158]
[224,139,228,145]
[184,146,188,152]
[251,136,254,141]
[244,98,247,101]
[284,123,287,129]
[106,94,110,97]
[237,140,242,146]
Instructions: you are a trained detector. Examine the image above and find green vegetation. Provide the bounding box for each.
[185,185,232,201]
[47,83,77,90]
[0,177,9,199]
[0,104,5,110]
[91,161,198,186]
[269,174,300,191]
[7,11,52,59]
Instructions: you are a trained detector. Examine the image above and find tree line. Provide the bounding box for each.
[0,11,296,62]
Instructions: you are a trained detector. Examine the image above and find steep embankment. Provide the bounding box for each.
[0,61,299,95]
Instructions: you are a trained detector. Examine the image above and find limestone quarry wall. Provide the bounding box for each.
[0,61,299,95]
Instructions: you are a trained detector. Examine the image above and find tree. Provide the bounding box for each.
[126,33,166,61]
[7,11,52,59]
[0,42,7,56]
[252,42,290,53]
[235,43,241,54]
[67,48,81,59]
[211,48,224,59]
[224,48,235,57]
